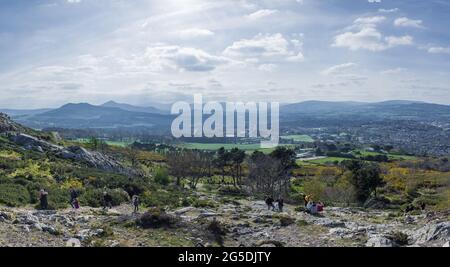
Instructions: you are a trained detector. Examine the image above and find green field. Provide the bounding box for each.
[297,157,349,165]
[179,143,295,154]
[281,135,314,143]
[353,149,417,160]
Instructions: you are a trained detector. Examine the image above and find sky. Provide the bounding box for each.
[0,0,450,108]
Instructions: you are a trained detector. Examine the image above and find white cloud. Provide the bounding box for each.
[385,35,413,47]
[66,0,82,4]
[394,17,424,29]
[368,0,382,3]
[176,28,215,38]
[333,16,414,51]
[380,68,407,75]
[145,45,229,72]
[322,63,357,76]
[224,33,303,62]
[246,9,279,20]
[258,64,278,72]
[354,16,386,25]
[428,47,450,54]
[379,8,399,13]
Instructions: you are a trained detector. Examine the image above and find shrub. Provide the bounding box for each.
[387,231,409,246]
[279,216,296,227]
[0,183,30,207]
[192,199,217,208]
[154,167,169,186]
[137,207,179,229]
[80,188,129,208]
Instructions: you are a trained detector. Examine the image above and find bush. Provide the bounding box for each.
[387,231,409,246]
[0,183,30,207]
[141,189,190,208]
[279,216,296,226]
[79,188,129,208]
[137,207,179,229]
[192,199,217,208]
[154,167,169,186]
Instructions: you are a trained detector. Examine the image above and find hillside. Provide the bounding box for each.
[0,113,449,247]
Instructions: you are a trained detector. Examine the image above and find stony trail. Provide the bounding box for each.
[0,196,449,247]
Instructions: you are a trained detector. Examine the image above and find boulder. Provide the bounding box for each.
[366,235,395,247]
[411,222,450,245]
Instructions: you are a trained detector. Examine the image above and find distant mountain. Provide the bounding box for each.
[15,103,174,130]
[0,108,52,117]
[101,101,167,114]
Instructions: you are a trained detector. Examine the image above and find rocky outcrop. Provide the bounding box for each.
[59,146,127,173]
[409,222,450,245]
[7,132,131,174]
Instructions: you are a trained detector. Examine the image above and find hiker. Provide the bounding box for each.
[39,189,48,210]
[72,198,80,210]
[70,188,79,208]
[420,202,426,211]
[132,195,140,213]
[277,198,284,212]
[265,196,275,211]
[306,201,319,215]
[317,202,324,212]
[103,191,113,210]
[304,194,312,207]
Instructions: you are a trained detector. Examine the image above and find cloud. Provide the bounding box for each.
[321,63,357,76]
[428,47,450,54]
[379,8,399,13]
[176,28,215,38]
[223,33,304,63]
[394,17,424,29]
[66,0,82,4]
[145,45,229,72]
[380,68,407,75]
[246,9,279,20]
[368,0,382,3]
[386,35,413,46]
[354,16,386,25]
[333,16,413,51]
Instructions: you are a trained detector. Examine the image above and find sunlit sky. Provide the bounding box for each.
[1,0,450,108]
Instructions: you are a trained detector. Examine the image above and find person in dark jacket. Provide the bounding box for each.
[265,196,275,211]
[277,198,284,212]
[70,188,79,208]
[103,191,113,210]
[39,189,48,210]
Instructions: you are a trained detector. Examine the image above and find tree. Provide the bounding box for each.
[230,148,246,187]
[247,151,282,197]
[214,147,231,184]
[342,160,384,203]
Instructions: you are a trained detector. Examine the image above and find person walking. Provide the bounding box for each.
[132,195,140,213]
[39,189,48,210]
[103,191,113,210]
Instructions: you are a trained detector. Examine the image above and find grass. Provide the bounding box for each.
[73,138,133,147]
[300,157,349,165]
[281,135,314,143]
[353,149,417,160]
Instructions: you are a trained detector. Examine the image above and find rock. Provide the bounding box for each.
[443,241,449,247]
[10,133,62,152]
[366,235,395,247]
[198,211,218,219]
[0,211,12,221]
[315,218,346,228]
[329,228,354,238]
[42,225,60,235]
[66,238,82,247]
[20,213,39,225]
[411,222,450,245]
[76,229,105,241]
[174,207,195,215]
